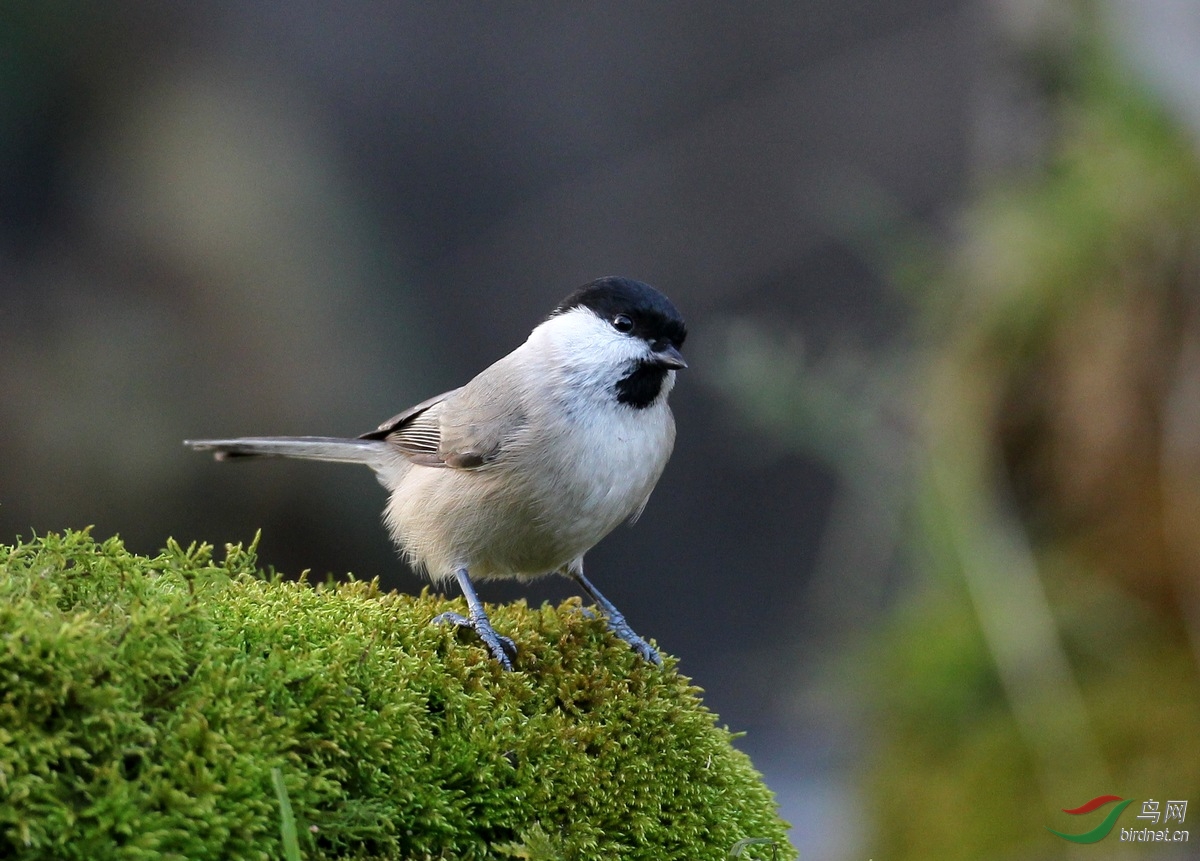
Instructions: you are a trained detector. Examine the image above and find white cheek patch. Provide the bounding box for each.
[531,308,648,374]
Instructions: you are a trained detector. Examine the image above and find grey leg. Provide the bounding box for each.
[433,568,516,670]
[568,566,662,666]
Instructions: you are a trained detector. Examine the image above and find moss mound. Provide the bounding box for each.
[0,531,790,860]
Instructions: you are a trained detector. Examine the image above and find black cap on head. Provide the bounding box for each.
[554,276,687,348]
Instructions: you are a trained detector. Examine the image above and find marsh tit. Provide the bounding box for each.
[186,276,686,670]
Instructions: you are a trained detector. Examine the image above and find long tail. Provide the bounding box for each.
[185,436,392,466]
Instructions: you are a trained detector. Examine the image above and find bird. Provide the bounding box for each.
[185,276,686,670]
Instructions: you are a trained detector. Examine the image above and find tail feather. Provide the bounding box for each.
[184,436,391,466]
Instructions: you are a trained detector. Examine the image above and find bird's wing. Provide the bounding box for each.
[357,389,459,467]
[358,368,528,470]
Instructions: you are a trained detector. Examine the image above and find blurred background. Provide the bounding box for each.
[3,1,1200,857]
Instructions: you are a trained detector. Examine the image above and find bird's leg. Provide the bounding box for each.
[567,565,662,666]
[433,568,516,670]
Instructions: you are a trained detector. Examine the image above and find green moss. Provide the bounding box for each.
[0,531,790,860]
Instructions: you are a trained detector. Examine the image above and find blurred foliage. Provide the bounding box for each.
[865,33,1200,861]
[0,530,791,861]
[708,15,1200,858]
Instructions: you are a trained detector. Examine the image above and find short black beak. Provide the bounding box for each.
[654,344,687,369]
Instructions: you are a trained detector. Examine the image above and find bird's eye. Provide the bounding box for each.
[612,314,634,333]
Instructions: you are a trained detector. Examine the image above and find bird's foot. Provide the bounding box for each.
[599,609,662,666]
[432,610,517,670]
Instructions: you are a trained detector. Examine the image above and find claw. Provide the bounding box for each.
[433,602,516,670]
[602,612,662,666]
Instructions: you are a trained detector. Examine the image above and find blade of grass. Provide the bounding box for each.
[271,767,301,861]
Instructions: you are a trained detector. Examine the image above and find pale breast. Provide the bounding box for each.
[384,397,675,583]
